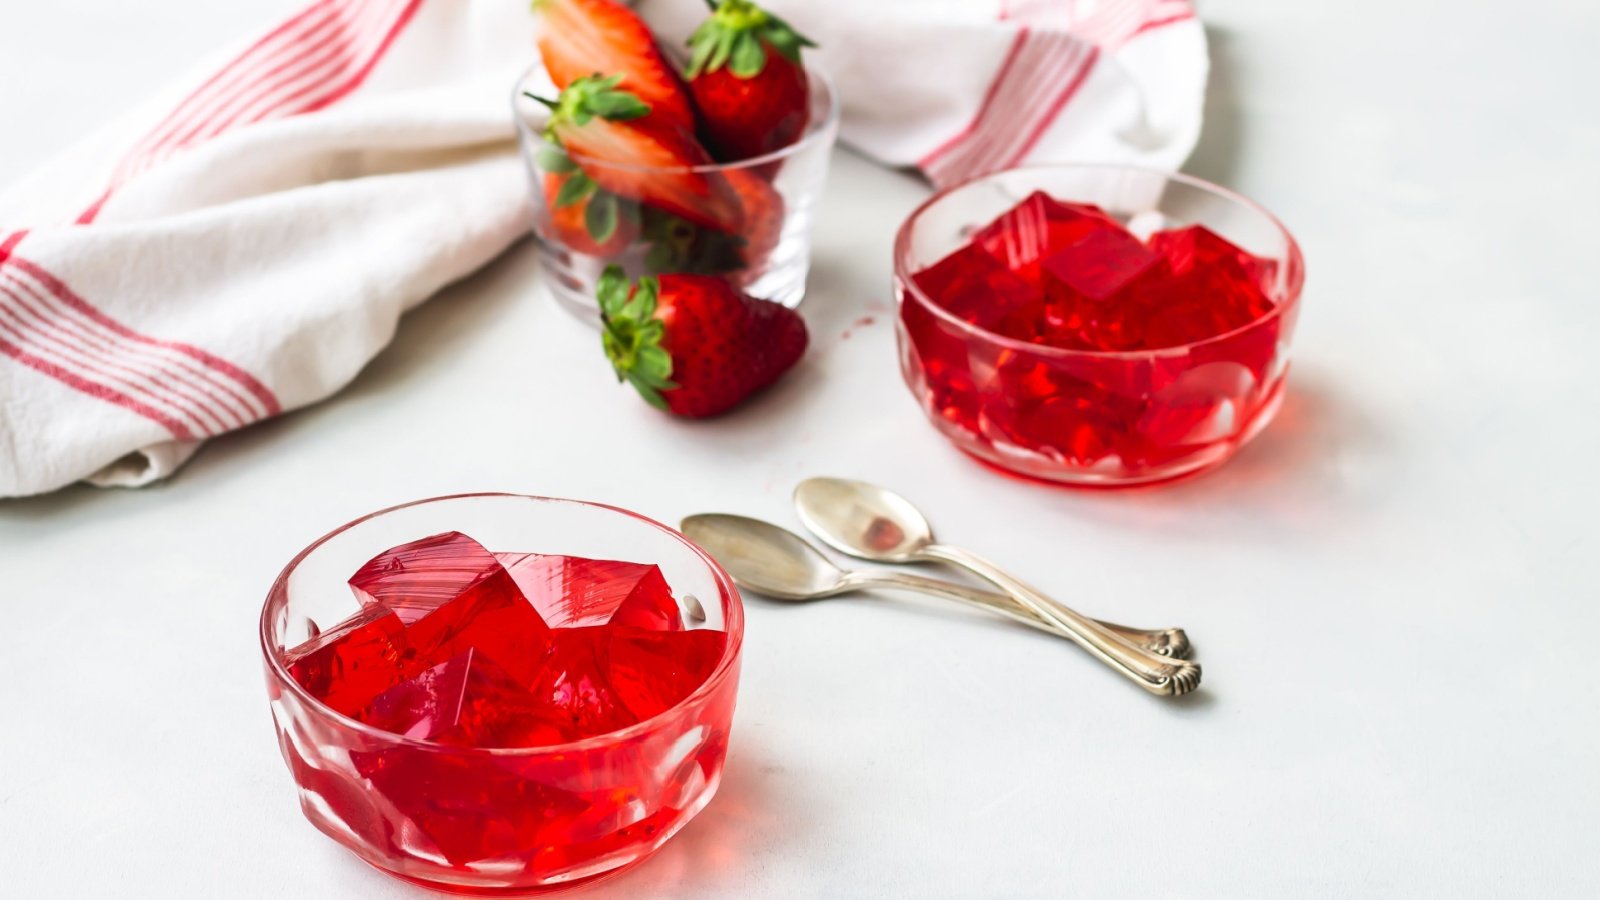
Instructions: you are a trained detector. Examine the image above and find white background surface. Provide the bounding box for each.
[3,1,1599,897]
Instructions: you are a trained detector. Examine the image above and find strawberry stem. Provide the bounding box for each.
[523,92,558,111]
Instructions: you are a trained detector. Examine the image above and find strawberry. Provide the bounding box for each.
[597,265,807,417]
[541,162,639,257]
[635,169,782,277]
[685,0,815,161]
[529,75,742,232]
[724,166,784,273]
[533,0,696,132]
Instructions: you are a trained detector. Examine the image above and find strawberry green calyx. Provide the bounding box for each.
[598,266,676,409]
[686,0,816,79]
[524,74,651,139]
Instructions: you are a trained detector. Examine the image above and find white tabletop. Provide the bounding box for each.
[3,2,1598,897]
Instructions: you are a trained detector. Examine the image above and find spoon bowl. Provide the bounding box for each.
[793,477,933,562]
[681,514,851,600]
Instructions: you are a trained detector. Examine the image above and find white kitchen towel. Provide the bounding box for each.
[644,0,1208,188]
[0,0,1205,498]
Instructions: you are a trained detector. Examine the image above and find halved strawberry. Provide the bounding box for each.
[533,0,696,131]
[598,266,807,417]
[529,75,742,232]
[686,0,815,161]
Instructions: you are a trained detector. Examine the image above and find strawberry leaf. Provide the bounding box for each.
[589,90,651,121]
[707,30,734,75]
[597,265,632,318]
[685,0,816,78]
[585,191,619,242]
[554,172,597,209]
[537,143,577,173]
[730,32,765,78]
[635,345,675,385]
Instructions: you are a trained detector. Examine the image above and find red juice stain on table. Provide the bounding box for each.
[279,531,728,871]
[902,190,1286,478]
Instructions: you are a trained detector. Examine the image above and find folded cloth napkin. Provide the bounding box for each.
[0,0,1204,498]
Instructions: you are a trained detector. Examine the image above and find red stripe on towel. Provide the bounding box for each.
[0,272,234,434]
[5,256,283,419]
[0,0,426,432]
[0,297,197,442]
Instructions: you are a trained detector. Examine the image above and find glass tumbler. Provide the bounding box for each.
[513,63,839,320]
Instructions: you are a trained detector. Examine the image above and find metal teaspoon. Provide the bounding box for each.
[792,477,1202,697]
[680,513,1189,657]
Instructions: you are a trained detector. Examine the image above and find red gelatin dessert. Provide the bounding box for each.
[898,185,1301,484]
[284,531,725,746]
[272,526,732,885]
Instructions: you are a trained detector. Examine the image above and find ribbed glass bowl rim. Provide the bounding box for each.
[893,163,1306,360]
[511,61,839,175]
[258,492,745,756]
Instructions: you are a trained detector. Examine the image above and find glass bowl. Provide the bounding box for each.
[894,165,1306,486]
[259,493,744,894]
[512,63,839,320]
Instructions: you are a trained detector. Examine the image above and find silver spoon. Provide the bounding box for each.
[680,513,1190,657]
[793,477,1201,697]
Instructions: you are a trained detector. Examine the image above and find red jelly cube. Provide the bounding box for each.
[404,582,551,685]
[521,626,727,738]
[524,628,642,740]
[973,191,1124,284]
[353,532,552,682]
[910,244,1040,330]
[496,553,684,631]
[1040,225,1161,303]
[351,747,589,866]
[1141,225,1277,347]
[360,650,473,740]
[362,649,569,748]
[284,605,408,718]
[1150,224,1277,293]
[351,531,513,626]
[605,627,727,721]
[1135,360,1258,450]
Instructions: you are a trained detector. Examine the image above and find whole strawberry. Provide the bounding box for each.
[597,266,807,417]
[533,0,697,132]
[685,0,816,161]
[529,75,742,232]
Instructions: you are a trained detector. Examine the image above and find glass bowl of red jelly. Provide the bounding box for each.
[259,493,743,894]
[894,165,1305,486]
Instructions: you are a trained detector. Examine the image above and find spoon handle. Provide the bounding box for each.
[841,570,1190,658]
[918,544,1202,697]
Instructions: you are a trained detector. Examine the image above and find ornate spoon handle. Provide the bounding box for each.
[917,544,1202,697]
[839,569,1190,658]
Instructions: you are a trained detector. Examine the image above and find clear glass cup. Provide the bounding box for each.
[894,165,1306,486]
[259,493,744,894]
[512,63,839,321]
